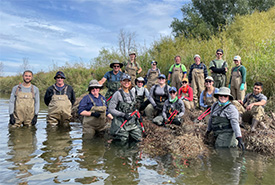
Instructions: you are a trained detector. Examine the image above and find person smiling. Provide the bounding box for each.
[206,87,244,150]
[108,74,142,143]
[78,80,113,139]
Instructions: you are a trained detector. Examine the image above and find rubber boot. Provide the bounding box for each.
[251,119,259,132]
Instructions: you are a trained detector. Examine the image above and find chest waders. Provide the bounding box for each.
[110,89,142,141]
[211,103,237,148]
[153,85,168,109]
[204,92,216,107]
[105,71,121,101]
[125,62,138,86]
[147,69,159,91]
[171,64,183,90]
[47,86,72,126]
[180,87,194,110]
[165,100,182,125]
[82,95,107,139]
[134,87,145,110]
[211,61,226,88]
[191,67,205,106]
[14,85,35,126]
[230,66,246,100]
[242,94,265,122]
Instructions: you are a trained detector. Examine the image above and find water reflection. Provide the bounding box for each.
[40,126,72,173]
[7,126,37,181]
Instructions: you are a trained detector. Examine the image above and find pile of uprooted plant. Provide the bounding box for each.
[71,97,275,161]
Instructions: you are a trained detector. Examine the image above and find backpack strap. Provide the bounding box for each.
[119,88,134,102]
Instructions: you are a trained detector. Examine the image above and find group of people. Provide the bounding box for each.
[9,49,268,150]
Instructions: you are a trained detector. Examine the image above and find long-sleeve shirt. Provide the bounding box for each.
[108,90,136,117]
[149,84,170,107]
[44,84,75,106]
[9,84,40,115]
[78,93,109,116]
[188,62,208,83]
[162,99,185,119]
[199,88,219,108]
[229,65,247,84]
[178,85,193,101]
[207,102,241,138]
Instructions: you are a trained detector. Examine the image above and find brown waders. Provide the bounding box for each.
[146,69,159,91]
[191,68,205,107]
[171,65,183,91]
[212,73,226,88]
[13,85,35,127]
[180,91,194,110]
[47,86,72,127]
[125,62,138,86]
[230,67,246,101]
[82,96,107,139]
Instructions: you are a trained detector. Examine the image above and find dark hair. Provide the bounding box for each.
[254,82,263,88]
[174,55,181,60]
[23,70,33,76]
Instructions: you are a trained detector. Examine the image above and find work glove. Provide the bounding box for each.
[91,112,101,118]
[236,137,245,151]
[31,115,38,125]
[167,80,171,85]
[228,84,231,89]
[240,83,245,91]
[124,113,132,121]
[9,114,15,125]
[164,118,169,123]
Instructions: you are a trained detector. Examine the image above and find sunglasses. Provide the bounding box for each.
[56,77,64,79]
[169,91,176,94]
[152,64,156,66]
[219,95,228,97]
[158,78,165,80]
[182,81,188,84]
[216,53,223,55]
[205,80,212,83]
[137,81,143,83]
[233,60,239,62]
[90,87,100,90]
[113,65,120,68]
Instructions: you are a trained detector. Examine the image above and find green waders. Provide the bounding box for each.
[171,65,183,91]
[110,89,142,142]
[191,68,205,107]
[82,96,107,139]
[146,69,159,91]
[134,87,145,110]
[180,90,194,110]
[125,62,138,86]
[105,80,121,101]
[230,67,246,101]
[13,85,35,127]
[47,86,72,126]
[212,116,237,148]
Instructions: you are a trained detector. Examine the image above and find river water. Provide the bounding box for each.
[0,94,274,185]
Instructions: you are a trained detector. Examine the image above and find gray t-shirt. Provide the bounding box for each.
[207,102,241,138]
[243,93,267,106]
[149,84,170,107]
[9,84,40,115]
[108,90,136,117]
[162,98,185,119]
[131,86,154,103]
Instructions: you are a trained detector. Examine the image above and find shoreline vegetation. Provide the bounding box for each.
[1,8,274,113]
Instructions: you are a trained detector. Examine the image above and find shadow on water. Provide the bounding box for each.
[0,95,275,185]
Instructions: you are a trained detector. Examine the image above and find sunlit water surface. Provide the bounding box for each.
[0,94,274,185]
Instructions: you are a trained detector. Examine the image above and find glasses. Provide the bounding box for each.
[113,65,120,68]
[56,77,64,79]
[216,53,223,55]
[90,87,100,90]
[182,81,188,84]
[219,95,228,98]
[152,64,156,66]
[158,78,165,80]
[137,81,143,83]
[169,91,176,94]
[205,80,212,83]
[233,60,239,62]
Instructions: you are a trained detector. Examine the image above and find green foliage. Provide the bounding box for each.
[171,0,275,39]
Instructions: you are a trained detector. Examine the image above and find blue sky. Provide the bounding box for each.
[0,0,190,76]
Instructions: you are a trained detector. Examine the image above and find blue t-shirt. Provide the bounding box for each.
[78,93,109,115]
[199,88,219,108]
[103,71,123,82]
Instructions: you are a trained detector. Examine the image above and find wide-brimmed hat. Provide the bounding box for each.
[110,60,123,68]
[214,87,234,100]
[54,71,66,79]
[135,77,145,85]
[88,80,102,90]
